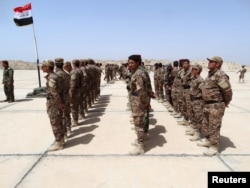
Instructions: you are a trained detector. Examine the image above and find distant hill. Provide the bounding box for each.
[0,60,37,70]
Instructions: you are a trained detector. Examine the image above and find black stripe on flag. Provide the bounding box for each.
[13,17,33,26]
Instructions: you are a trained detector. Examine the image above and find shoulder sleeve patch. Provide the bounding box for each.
[218,80,229,89]
[49,79,56,88]
[71,74,76,80]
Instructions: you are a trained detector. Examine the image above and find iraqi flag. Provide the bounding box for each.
[13,3,33,26]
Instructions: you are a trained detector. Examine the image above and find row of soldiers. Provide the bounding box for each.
[104,63,128,82]
[154,57,232,156]
[41,58,102,151]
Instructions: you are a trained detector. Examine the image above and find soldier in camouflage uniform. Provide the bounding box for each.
[128,55,150,155]
[179,59,192,126]
[153,63,159,100]
[70,59,83,127]
[165,61,179,112]
[171,60,184,118]
[63,61,73,135]
[186,64,204,141]
[157,63,165,103]
[79,59,88,120]
[197,56,232,156]
[237,65,247,83]
[139,60,155,134]
[2,60,15,102]
[41,60,64,151]
[54,58,71,138]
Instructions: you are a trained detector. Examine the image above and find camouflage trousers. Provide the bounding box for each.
[202,102,225,146]
[154,80,159,98]
[181,89,192,121]
[63,97,71,132]
[171,90,182,113]
[190,100,204,131]
[79,90,86,117]
[143,98,151,133]
[4,82,15,101]
[70,92,81,121]
[47,103,64,141]
[158,80,164,100]
[164,86,172,105]
[133,115,145,144]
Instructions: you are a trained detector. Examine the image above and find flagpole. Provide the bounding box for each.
[31,20,41,88]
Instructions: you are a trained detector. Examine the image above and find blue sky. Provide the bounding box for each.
[1,0,250,65]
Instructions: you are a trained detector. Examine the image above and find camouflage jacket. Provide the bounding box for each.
[69,68,83,96]
[140,66,153,94]
[202,69,232,106]
[182,67,192,89]
[172,68,184,92]
[190,75,204,98]
[45,72,63,105]
[131,68,149,111]
[55,68,70,104]
[2,67,14,83]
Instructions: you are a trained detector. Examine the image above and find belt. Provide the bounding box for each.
[190,96,203,101]
[131,91,138,97]
[46,95,53,100]
[183,85,190,89]
[204,100,223,104]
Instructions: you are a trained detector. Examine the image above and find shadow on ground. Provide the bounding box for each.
[220,135,236,152]
[65,94,111,148]
[145,125,167,152]
[0,98,33,103]
[65,133,95,148]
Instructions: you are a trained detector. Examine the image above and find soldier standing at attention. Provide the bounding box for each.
[170,60,184,118]
[153,63,159,100]
[70,59,83,127]
[54,58,71,138]
[2,60,15,103]
[198,56,232,156]
[157,63,165,103]
[41,60,64,151]
[128,55,149,155]
[186,64,204,141]
[179,59,192,126]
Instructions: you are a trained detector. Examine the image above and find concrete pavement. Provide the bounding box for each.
[0,70,250,188]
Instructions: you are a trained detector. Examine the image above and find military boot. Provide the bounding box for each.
[178,119,188,126]
[167,107,174,112]
[129,143,144,155]
[174,113,182,118]
[185,129,195,136]
[189,132,201,141]
[131,139,138,146]
[71,120,78,127]
[48,140,64,152]
[197,138,211,147]
[67,127,71,137]
[203,145,219,156]
[170,111,178,116]
[78,114,85,120]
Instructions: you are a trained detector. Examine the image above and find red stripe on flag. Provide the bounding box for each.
[14,3,32,13]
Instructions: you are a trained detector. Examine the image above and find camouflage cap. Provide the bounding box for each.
[54,57,64,64]
[72,59,80,66]
[42,60,54,67]
[207,56,223,65]
[192,64,202,73]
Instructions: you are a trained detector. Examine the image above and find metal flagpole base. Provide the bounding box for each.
[26,87,47,98]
